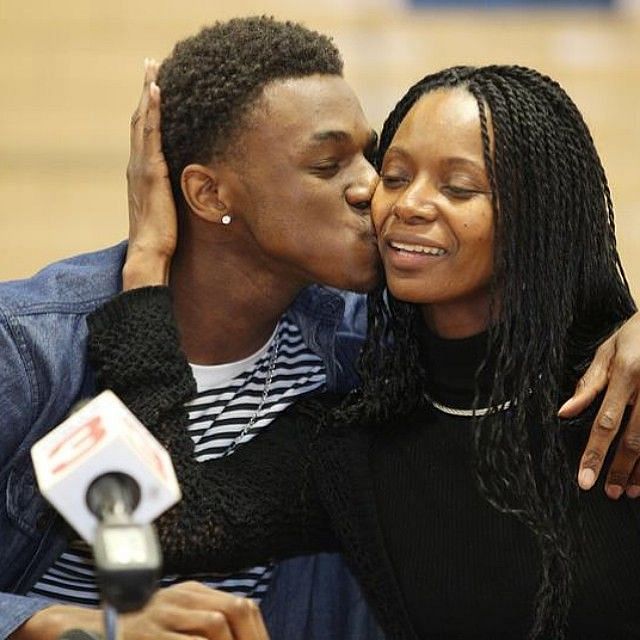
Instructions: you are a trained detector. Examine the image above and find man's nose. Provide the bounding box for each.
[346,161,379,212]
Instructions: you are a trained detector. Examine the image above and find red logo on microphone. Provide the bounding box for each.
[48,416,107,475]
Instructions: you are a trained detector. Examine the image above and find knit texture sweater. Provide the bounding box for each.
[88,287,640,640]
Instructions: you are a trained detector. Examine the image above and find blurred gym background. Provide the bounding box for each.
[1,0,639,297]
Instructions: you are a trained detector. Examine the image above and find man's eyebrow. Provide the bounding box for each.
[310,129,378,148]
[310,130,351,143]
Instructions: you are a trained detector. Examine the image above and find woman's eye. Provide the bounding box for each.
[380,174,409,189]
[442,185,477,199]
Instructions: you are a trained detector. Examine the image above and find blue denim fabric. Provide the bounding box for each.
[0,243,384,639]
[262,553,385,640]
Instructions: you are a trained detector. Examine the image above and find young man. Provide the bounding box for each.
[2,15,640,640]
[1,17,381,640]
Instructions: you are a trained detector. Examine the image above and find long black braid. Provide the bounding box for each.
[334,65,636,638]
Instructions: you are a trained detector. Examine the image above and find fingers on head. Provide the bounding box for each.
[132,58,160,139]
[144,57,159,85]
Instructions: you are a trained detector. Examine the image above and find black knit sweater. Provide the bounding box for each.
[88,287,640,640]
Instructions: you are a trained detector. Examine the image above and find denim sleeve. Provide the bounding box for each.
[0,309,35,468]
[262,553,386,640]
[0,593,57,639]
[333,292,367,394]
[0,313,41,639]
[338,292,367,341]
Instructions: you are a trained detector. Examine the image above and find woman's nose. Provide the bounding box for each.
[391,182,439,224]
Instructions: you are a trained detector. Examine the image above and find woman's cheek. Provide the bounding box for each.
[371,195,391,235]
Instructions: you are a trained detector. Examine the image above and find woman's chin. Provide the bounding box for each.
[385,280,436,305]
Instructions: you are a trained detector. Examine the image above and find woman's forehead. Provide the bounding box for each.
[390,89,489,162]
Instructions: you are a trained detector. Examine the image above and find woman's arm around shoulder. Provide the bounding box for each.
[88,288,339,574]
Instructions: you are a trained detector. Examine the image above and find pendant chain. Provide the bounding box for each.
[223,328,280,456]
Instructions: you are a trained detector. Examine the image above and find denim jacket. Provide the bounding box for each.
[0,243,383,639]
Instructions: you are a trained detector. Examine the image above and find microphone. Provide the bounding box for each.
[31,390,181,612]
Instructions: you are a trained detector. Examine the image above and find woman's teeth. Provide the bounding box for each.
[390,241,446,256]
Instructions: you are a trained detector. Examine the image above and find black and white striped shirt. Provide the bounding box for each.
[28,313,326,605]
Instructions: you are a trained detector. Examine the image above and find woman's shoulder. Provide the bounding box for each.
[287,392,346,417]
[282,392,371,430]
[272,392,371,445]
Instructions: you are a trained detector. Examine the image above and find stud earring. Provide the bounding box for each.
[221,214,232,225]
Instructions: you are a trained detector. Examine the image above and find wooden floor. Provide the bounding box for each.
[1,0,639,297]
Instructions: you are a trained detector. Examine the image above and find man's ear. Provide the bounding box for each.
[181,163,233,224]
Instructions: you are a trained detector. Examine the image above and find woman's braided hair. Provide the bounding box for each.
[335,65,636,638]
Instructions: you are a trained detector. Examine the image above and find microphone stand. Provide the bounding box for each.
[62,472,163,640]
[103,604,119,640]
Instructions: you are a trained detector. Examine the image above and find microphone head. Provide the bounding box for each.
[31,390,181,543]
[86,472,141,521]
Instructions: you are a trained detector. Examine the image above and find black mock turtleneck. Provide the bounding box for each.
[369,327,640,639]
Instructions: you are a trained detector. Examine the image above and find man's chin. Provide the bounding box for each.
[344,265,382,294]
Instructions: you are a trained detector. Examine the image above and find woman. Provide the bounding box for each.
[88,65,640,639]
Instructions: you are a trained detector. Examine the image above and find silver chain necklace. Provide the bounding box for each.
[423,392,513,417]
[223,328,281,456]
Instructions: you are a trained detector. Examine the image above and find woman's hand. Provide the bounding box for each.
[558,311,640,499]
[12,582,270,640]
[123,58,178,291]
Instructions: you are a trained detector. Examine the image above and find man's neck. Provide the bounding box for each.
[169,238,307,365]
